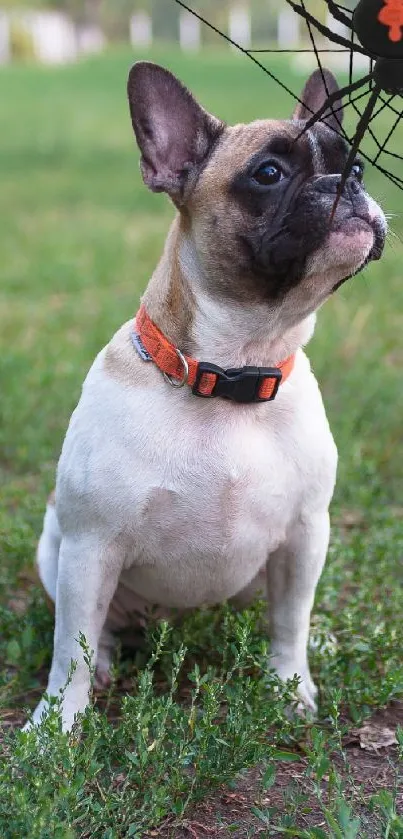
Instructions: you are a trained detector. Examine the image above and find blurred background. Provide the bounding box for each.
[0,0,366,65]
[0,0,402,591]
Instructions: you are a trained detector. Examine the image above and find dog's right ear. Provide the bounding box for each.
[127,62,224,205]
[292,68,343,130]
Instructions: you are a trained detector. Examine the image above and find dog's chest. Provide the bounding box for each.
[117,401,307,607]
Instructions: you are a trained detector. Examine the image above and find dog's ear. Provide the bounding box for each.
[292,68,343,130]
[127,62,224,204]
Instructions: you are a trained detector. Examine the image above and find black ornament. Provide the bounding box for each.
[354,0,403,59]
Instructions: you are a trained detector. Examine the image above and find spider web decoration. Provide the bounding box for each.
[174,0,403,216]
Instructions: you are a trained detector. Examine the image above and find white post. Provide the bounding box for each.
[277,7,299,49]
[26,12,77,64]
[130,12,152,48]
[0,11,10,64]
[326,11,370,70]
[326,11,349,42]
[229,5,251,49]
[179,9,201,51]
[77,25,106,56]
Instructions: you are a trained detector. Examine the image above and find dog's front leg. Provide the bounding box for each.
[266,510,330,713]
[28,534,124,731]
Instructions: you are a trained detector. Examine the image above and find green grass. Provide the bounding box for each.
[1,47,403,837]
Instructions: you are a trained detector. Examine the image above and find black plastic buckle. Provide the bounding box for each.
[192,363,282,403]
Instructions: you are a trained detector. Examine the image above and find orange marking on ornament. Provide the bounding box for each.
[378,0,403,42]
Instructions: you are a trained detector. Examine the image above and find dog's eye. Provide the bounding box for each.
[253,161,283,186]
[351,161,364,181]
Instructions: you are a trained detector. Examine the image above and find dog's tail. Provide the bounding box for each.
[36,490,61,608]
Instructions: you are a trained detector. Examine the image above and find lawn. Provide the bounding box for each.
[0,45,403,837]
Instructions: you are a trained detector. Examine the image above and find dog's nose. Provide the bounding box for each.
[313,174,361,200]
[344,176,361,200]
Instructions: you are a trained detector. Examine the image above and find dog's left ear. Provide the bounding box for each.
[292,68,343,130]
[127,62,224,205]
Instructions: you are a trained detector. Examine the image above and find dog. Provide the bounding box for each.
[28,61,386,731]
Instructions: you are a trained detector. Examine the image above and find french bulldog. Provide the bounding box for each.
[28,62,386,730]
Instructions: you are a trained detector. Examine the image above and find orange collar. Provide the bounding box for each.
[133,305,295,404]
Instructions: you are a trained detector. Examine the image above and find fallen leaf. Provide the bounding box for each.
[356,722,397,751]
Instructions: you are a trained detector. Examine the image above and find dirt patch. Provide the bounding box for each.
[146,704,403,838]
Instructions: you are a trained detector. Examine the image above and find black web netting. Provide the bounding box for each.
[174,0,403,206]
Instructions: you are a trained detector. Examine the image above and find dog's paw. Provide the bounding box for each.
[94,665,112,690]
[21,700,72,733]
[270,655,318,717]
[295,674,318,716]
[94,631,115,690]
[21,698,51,731]
[22,678,93,733]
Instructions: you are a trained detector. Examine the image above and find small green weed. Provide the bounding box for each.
[1,618,298,838]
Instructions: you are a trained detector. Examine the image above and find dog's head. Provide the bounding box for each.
[127,62,386,323]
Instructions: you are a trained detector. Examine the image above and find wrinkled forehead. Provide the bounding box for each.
[201,119,350,184]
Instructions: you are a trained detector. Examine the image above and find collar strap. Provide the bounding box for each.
[134,305,295,404]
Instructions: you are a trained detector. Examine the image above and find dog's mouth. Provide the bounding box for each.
[330,213,386,292]
[334,213,385,258]
[367,217,386,262]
